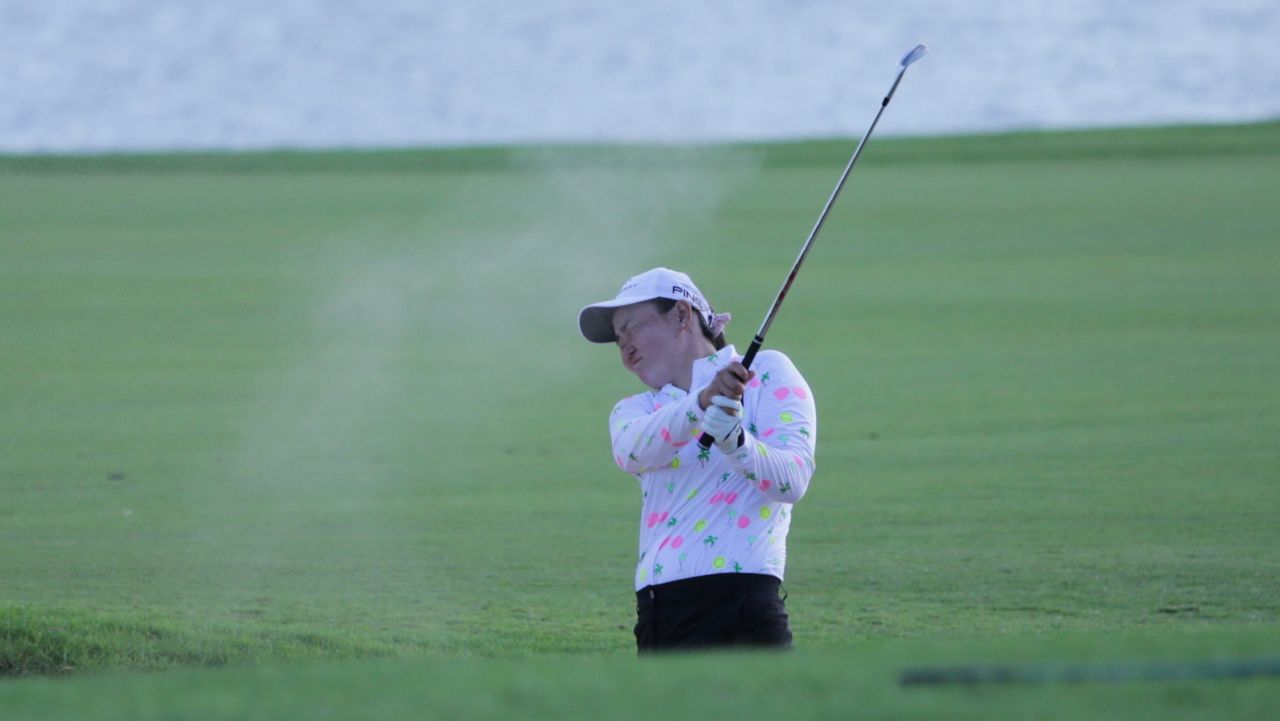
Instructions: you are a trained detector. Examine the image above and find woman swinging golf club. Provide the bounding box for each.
[578,45,924,652]
[579,267,817,652]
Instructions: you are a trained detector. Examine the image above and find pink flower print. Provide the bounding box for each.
[670,536,684,549]
[647,511,669,528]
[748,376,762,389]
[793,455,805,469]
[659,536,670,550]
[709,491,739,505]
[793,387,808,399]
[737,516,750,529]
[760,479,772,491]
[763,428,776,438]
[661,427,689,449]
[773,388,790,401]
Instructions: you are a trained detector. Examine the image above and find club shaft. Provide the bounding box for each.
[697,59,917,451]
[751,63,908,351]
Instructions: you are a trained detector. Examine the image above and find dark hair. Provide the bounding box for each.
[651,298,726,350]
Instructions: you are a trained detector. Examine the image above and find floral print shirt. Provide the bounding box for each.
[608,345,817,590]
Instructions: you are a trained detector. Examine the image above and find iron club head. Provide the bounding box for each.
[900,44,928,67]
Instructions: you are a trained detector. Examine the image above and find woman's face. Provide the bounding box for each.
[612,301,685,389]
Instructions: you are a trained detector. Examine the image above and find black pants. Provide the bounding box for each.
[634,573,793,653]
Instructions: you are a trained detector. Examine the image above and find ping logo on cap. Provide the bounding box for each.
[671,284,706,310]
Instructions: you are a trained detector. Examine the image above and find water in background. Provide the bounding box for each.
[4,0,1278,153]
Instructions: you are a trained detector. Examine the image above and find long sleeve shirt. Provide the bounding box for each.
[608,345,817,590]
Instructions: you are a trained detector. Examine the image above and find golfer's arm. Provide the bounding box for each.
[723,353,817,502]
[609,393,702,472]
[723,431,815,503]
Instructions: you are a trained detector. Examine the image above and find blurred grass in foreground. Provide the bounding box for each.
[3,625,1279,721]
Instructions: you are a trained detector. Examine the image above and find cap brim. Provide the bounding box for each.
[578,301,628,343]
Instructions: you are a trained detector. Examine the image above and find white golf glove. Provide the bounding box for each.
[702,395,744,452]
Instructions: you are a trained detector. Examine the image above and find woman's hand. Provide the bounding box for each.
[698,362,755,411]
[702,395,745,450]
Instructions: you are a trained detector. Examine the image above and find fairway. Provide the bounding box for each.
[2,123,1278,717]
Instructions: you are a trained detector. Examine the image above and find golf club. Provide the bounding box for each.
[698,43,928,451]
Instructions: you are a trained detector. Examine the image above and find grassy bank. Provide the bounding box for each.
[1,122,1278,714]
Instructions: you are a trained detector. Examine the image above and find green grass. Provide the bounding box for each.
[1,122,1278,716]
[0,606,409,676]
[3,627,1280,720]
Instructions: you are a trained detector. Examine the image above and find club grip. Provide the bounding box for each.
[739,336,763,369]
[697,335,764,450]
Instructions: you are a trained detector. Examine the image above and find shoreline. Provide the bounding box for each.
[2,120,1277,175]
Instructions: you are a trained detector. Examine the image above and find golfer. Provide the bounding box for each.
[579,267,817,652]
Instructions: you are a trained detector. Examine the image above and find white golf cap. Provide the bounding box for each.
[578,267,716,343]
